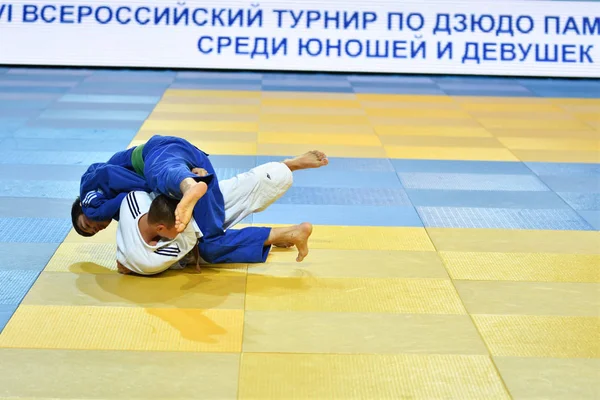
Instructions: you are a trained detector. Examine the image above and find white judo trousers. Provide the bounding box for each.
[220,161,293,228]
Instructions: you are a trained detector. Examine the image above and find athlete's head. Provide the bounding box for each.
[148,194,179,240]
[71,197,111,237]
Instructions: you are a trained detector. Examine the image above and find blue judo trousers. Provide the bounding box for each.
[80,135,272,264]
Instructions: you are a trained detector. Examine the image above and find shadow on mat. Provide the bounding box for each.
[69,256,313,344]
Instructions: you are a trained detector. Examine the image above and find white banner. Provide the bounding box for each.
[0,0,599,77]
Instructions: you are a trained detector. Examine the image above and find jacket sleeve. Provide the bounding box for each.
[82,192,127,221]
[80,164,150,221]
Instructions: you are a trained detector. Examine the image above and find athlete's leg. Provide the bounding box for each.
[218,150,329,229]
[142,135,222,233]
[219,162,293,229]
[197,222,313,264]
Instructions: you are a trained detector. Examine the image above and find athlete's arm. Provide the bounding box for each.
[117,260,132,275]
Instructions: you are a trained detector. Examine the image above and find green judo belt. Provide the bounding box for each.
[131,143,145,178]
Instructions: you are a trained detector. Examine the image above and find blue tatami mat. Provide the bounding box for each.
[0,304,18,333]
[417,207,594,230]
[0,150,117,165]
[291,170,401,189]
[0,218,72,243]
[0,270,41,305]
[0,93,62,100]
[516,78,600,88]
[2,69,85,84]
[0,198,73,219]
[262,73,346,81]
[0,80,78,89]
[406,189,571,209]
[277,187,412,206]
[265,84,355,93]
[26,118,143,130]
[67,86,168,96]
[398,173,549,191]
[0,118,29,130]
[263,79,352,88]
[0,269,43,332]
[433,76,518,84]
[527,88,600,98]
[0,304,17,324]
[6,68,92,76]
[174,77,262,86]
[441,88,536,97]
[353,86,446,95]
[170,83,262,91]
[39,109,151,121]
[0,100,52,109]
[558,193,600,211]
[72,82,172,91]
[177,71,262,80]
[538,176,600,193]
[13,128,139,140]
[253,204,423,226]
[525,162,600,177]
[90,70,176,78]
[210,155,257,169]
[436,82,532,92]
[2,71,596,98]
[214,168,254,181]
[1,137,135,152]
[0,85,69,94]
[350,81,439,90]
[50,102,158,112]
[0,129,16,138]
[0,243,59,271]
[349,75,435,84]
[0,108,44,118]
[59,94,162,104]
[391,160,534,175]
[577,211,600,230]
[0,180,78,199]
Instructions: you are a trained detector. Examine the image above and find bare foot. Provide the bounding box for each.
[266,223,313,261]
[277,222,312,261]
[293,223,313,262]
[274,242,295,248]
[284,150,329,171]
[175,181,207,232]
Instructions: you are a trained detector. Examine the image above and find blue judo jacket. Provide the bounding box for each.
[80,163,150,221]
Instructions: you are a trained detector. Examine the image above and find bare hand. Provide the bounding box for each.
[117,260,131,275]
[192,168,208,177]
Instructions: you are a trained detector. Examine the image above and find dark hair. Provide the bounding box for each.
[148,194,178,227]
[71,197,93,237]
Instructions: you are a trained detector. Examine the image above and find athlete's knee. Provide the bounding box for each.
[254,162,293,212]
[259,162,293,188]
